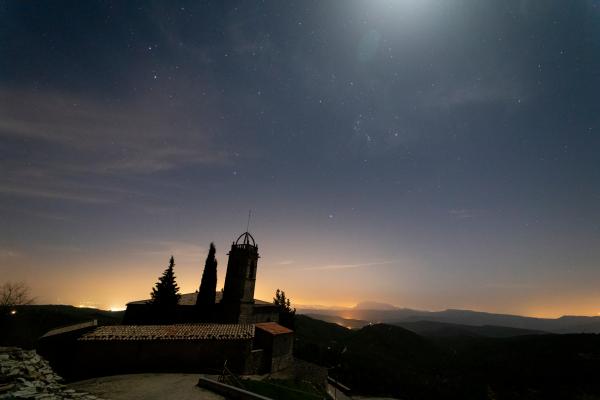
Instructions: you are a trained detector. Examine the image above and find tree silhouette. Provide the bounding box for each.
[273,288,296,330]
[0,281,34,317]
[150,256,181,307]
[197,243,218,306]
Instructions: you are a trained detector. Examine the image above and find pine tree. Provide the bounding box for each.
[273,288,296,330]
[197,243,218,306]
[150,256,181,307]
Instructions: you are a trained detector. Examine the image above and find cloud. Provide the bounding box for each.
[0,86,232,208]
[0,248,21,259]
[484,282,536,290]
[449,208,478,219]
[302,260,396,271]
[0,183,114,204]
[0,207,72,222]
[0,87,229,176]
[0,171,160,205]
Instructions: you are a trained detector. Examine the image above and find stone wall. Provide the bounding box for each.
[253,328,294,373]
[0,347,103,400]
[251,307,279,323]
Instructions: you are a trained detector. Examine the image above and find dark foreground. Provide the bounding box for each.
[69,374,224,400]
[294,315,600,400]
[3,306,600,399]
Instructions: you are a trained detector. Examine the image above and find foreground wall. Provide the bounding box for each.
[254,323,294,373]
[39,321,294,379]
[40,335,254,379]
[73,338,252,378]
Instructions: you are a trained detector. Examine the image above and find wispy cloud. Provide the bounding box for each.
[302,260,396,271]
[0,87,230,176]
[484,282,536,290]
[449,208,478,219]
[0,248,21,259]
[0,86,234,210]
[0,183,114,204]
[1,207,72,222]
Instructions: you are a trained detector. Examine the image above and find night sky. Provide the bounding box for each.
[1,1,600,317]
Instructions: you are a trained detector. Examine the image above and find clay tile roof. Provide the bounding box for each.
[255,322,293,335]
[78,324,255,341]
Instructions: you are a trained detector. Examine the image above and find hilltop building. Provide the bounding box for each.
[39,231,293,377]
[123,232,280,325]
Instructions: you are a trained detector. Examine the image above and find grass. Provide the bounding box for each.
[241,378,329,400]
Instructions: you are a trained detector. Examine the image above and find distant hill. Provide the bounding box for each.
[394,320,547,338]
[0,305,124,348]
[298,305,600,333]
[304,313,370,330]
[304,314,548,337]
[294,314,600,400]
[353,301,398,310]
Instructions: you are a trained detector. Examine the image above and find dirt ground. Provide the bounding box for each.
[68,373,225,400]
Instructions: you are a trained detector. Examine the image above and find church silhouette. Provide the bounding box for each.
[39,231,294,377]
[124,231,280,324]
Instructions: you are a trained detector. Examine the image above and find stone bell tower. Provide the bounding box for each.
[222,232,259,323]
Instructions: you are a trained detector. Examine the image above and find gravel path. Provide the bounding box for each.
[68,374,224,400]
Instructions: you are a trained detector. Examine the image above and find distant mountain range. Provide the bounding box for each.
[305,313,548,337]
[297,302,600,334]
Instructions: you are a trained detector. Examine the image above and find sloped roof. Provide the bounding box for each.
[78,324,255,341]
[255,322,293,335]
[41,320,98,338]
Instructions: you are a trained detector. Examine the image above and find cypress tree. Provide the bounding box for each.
[150,256,181,307]
[197,243,218,306]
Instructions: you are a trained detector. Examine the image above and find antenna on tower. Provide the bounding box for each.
[246,210,252,233]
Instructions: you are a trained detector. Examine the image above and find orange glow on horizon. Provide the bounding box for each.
[64,294,600,319]
[11,247,600,320]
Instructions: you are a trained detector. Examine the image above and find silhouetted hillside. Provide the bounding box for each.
[294,315,600,400]
[0,305,124,348]
[338,324,448,399]
[293,314,351,367]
